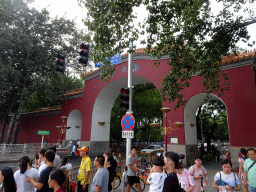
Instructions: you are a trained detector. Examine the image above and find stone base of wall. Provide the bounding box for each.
[80,141,91,148]
[229,146,245,169]
[167,144,198,167]
[186,144,199,166]
[225,146,256,169]
[89,141,110,160]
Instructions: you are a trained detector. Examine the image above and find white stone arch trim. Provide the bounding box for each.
[90,76,152,142]
[66,109,82,140]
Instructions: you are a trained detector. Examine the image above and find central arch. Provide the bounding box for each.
[89,76,153,156]
[183,93,228,165]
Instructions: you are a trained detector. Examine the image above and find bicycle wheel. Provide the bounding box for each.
[131,177,145,192]
[113,176,121,189]
[141,157,147,164]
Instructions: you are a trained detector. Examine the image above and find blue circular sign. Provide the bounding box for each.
[121,114,135,131]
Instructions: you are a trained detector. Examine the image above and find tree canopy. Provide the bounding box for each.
[110,83,163,142]
[196,100,228,151]
[0,0,86,143]
[80,0,256,109]
[22,74,84,111]
[0,0,86,117]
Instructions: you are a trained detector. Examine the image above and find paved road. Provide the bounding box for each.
[0,157,243,192]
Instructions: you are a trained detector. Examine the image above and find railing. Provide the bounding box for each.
[0,143,70,161]
[69,165,97,184]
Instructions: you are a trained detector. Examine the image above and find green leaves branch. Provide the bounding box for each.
[81,0,256,109]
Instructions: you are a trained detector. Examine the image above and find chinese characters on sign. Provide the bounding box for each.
[121,64,139,73]
[122,131,134,138]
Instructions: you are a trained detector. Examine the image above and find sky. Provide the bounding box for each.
[33,0,256,52]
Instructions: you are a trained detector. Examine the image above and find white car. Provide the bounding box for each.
[141,145,164,153]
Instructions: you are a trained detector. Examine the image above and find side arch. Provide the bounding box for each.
[183,93,227,164]
[66,109,82,140]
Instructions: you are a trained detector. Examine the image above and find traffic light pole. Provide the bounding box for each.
[126,41,133,163]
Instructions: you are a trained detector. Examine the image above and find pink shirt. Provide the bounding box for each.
[177,169,195,190]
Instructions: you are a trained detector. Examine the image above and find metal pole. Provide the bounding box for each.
[126,41,133,164]
[165,113,167,152]
[201,114,204,143]
[41,135,44,149]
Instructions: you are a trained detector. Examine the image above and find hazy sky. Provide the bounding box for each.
[33,0,256,51]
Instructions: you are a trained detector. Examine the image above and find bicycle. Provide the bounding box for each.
[131,169,147,192]
[113,169,122,189]
[113,169,147,191]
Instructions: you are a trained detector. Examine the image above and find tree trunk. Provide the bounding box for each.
[5,112,17,144]
[11,111,21,144]
[0,113,8,143]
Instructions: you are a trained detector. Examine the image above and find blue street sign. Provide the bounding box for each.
[95,53,121,68]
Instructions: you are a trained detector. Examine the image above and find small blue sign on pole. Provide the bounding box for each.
[95,53,121,68]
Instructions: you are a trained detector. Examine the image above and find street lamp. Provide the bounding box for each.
[55,116,71,146]
[149,107,184,152]
[200,113,205,144]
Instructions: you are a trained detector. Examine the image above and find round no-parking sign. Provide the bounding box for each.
[121,114,135,131]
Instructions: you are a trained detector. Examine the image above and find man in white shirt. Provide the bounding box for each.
[38,148,47,176]
[49,146,61,169]
[77,139,81,148]
[71,143,76,160]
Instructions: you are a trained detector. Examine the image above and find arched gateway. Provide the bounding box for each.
[6,49,256,166]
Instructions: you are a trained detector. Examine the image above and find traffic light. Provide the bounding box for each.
[79,43,90,66]
[56,54,65,74]
[120,88,129,111]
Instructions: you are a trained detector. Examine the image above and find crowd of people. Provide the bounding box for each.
[123,147,256,192]
[0,146,72,192]
[0,145,256,192]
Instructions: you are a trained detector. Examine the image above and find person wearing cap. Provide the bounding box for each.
[147,158,167,192]
[77,146,91,192]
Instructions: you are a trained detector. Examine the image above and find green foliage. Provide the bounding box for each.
[79,0,256,109]
[197,100,229,149]
[22,73,84,111]
[0,0,86,117]
[110,83,163,142]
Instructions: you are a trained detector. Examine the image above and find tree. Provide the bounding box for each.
[110,83,163,143]
[0,0,86,143]
[22,73,84,111]
[196,100,228,152]
[79,0,255,109]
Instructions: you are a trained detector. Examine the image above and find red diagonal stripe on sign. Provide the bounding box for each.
[124,118,132,128]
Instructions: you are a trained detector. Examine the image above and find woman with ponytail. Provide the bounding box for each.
[61,168,73,192]
[0,167,16,192]
[105,153,117,192]
[14,156,38,192]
